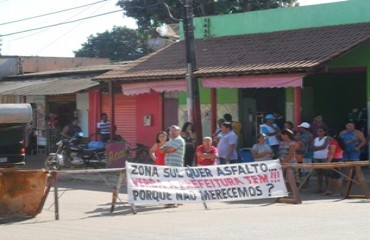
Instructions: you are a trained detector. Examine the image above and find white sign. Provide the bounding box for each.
[126,160,288,204]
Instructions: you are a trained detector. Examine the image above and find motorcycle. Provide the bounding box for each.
[45,132,106,170]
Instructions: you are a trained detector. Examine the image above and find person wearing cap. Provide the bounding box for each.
[160,125,185,167]
[260,113,281,158]
[297,122,314,178]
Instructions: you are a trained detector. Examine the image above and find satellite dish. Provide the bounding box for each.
[156,24,179,41]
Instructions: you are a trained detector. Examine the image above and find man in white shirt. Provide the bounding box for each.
[97,113,110,142]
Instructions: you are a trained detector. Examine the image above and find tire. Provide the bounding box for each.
[45,155,58,170]
[62,151,72,168]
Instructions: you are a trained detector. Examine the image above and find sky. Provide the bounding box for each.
[0,0,347,58]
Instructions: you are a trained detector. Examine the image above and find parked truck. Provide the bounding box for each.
[0,103,32,167]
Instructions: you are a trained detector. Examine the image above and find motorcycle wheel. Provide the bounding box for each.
[45,155,59,170]
[62,151,72,168]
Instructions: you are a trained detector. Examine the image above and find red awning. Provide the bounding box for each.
[121,74,303,95]
[121,80,186,96]
[201,74,304,88]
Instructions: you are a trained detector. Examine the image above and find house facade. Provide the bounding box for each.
[94,0,370,154]
[0,61,121,153]
[187,0,370,135]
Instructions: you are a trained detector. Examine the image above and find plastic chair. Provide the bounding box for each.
[36,136,47,155]
[239,148,254,163]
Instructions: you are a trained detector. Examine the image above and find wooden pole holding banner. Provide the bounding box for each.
[110,169,137,214]
[36,171,57,217]
[276,167,301,204]
[186,166,208,210]
[54,180,59,220]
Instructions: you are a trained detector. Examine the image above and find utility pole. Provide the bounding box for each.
[182,0,202,145]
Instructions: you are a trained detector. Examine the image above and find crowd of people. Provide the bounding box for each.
[149,114,242,171]
[253,114,367,196]
[147,113,368,201]
[52,109,368,199]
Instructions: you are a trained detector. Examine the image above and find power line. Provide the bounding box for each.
[9,1,102,41]
[0,9,124,37]
[0,0,108,26]
[34,0,111,55]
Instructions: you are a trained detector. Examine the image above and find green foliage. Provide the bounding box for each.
[74,26,146,61]
[75,1,297,60]
[117,0,298,30]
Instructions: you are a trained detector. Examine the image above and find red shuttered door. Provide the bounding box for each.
[101,93,137,144]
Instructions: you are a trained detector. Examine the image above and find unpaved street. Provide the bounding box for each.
[2,175,370,240]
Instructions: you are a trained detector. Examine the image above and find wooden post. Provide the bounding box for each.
[54,180,59,220]
[355,165,370,198]
[110,169,137,214]
[277,167,301,204]
[344,167,355,198]
[293,87,301,127]
[36,171,57,216]
[108,81,115,141]
[110,169,125,213]
[282,161,370,202]
[211,88,217,135]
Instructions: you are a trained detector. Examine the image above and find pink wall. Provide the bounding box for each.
[136,91,163,147]
[88,88,101,140]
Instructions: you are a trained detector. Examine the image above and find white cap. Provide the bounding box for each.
[298,122,310,129]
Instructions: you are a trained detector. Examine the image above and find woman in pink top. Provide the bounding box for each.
[323,131,345,196]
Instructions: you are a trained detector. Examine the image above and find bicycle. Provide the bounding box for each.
[126,143,153,165]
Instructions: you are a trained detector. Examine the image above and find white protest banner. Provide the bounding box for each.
[126,160,288,204]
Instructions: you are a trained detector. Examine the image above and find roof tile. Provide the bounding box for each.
[95,22,370,81]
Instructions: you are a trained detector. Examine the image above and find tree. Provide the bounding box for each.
[117,0,298,31]
[74,26,146,61]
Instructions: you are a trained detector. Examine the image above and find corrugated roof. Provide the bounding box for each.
[0,77,99,95]
[95,22,370,81]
